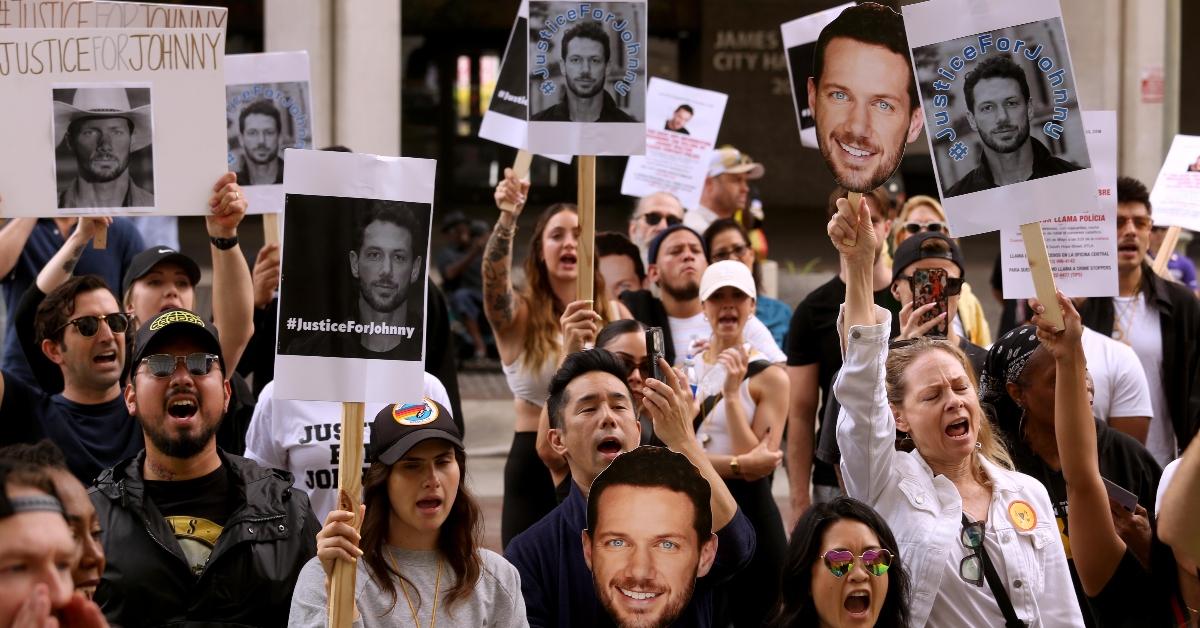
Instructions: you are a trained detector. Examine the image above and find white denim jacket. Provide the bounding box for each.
[834,307,1084,627]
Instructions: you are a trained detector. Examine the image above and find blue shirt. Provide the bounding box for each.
[504,481,756,628]
[1,218,143,385]
[755,295,793,349]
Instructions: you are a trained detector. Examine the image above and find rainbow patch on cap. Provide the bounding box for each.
[392,398,438,426]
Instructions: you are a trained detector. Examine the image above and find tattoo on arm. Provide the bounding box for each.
[483,225,517,328]
[60,243,85,274]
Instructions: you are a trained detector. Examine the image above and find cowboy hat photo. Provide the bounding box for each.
[53,86,153,152]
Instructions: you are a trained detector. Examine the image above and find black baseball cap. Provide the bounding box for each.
[891,231,965,283]
[130,308,225,374]
[123,246,202,296]
[370,398,462,465]
[647,224,707,265]
[440,211,470,233]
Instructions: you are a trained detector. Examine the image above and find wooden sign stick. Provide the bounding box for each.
[500,150,534,213]
[1152,224,1181,278]
[328,401,365,628]
[262,213,281,247]
[1019,221,1065,330]
[576,155,596,305]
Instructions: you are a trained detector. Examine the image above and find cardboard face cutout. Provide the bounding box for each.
[807,2,922,193]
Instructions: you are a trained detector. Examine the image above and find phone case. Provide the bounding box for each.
[910,268,949,337]
[646,327,665,382]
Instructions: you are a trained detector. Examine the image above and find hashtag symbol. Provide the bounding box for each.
[286,317,297,330]
[540,81,556,96]
[948,142,969,162]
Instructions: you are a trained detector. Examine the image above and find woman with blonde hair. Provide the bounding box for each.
[891,195,991,346]
[830,196,1084,626]
[486,168,615,546]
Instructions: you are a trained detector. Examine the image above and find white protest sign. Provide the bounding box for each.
[620,78,727,209]
[0,1,227,28]
[226,52,314,215]
[0,27,227,216]
[479,0,570,164]
[781,2,852,149]
[1149,135,1200,232]
[999,110,1116,299]
[274,149,434,404]
[526,0,647,156]
[904,0,1095,236]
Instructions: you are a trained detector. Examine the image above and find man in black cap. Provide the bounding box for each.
[90,308,319,627]
[436,210,489,363]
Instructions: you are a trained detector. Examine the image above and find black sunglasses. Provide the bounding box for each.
[57,313,130,337]
[642,212,682,227]
[140,353,220,378]
[712,243,751,262]
[959,519,985,586]
[616,353,653,378]
[896,274,965,296]
[903,221,946,234]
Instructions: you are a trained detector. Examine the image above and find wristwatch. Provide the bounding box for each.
[730,456,741,476]
[210,235,239,250]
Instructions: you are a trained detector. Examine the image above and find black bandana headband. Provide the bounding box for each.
[979,325,1043,405]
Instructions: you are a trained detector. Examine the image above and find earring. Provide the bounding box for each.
[975,442,982,451]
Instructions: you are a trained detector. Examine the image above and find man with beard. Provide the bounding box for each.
[55,88,155,209]
[532,21,637,123]
[234,99,285,186]
[505,349,753,628]
[0,271,141,486]
[90,308,319,626]
[808,3,924,195]
[683,147,765,235]
[287,201,425,360]
[1076,177,1200,465]
[946,54,1082,196]
[585,447,717,628]
[620,225,785,366]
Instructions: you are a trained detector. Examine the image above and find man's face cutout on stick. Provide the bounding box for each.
[808,2,923,194]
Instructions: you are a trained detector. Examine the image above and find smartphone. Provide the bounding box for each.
[645,327,665,382]
[1103,478,1138,513]
[909,268,949,337]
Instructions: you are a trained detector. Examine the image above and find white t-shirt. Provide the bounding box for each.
[244,374,452,522]
[926,522,1011,628]
[1155,458,1181,517]
[1112,294,1175,464]
[682,205,718,235]
[1080,326,1154,422]
[667,311,786,366]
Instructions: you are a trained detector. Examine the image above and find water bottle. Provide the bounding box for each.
[683,354,698,399]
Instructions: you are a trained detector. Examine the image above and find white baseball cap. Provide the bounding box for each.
[700,260,757,302]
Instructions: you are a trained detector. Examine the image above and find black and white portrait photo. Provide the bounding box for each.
[226,81,313,187]
[528,0,645,124]
[912,18,1089,200]
[664,104,693,134]
[277,194,430,363]
[53,86,155,210]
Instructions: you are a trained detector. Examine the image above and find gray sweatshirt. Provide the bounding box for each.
[288,546,529,627]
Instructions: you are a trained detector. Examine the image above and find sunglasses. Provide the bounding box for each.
[616,353,653,379]
[641,212,682,227]
[821,548,893,578]
[896,274,965,296]
[1116,215,1153,230]
[959,520,985,586]
[140,353,220,378]
[712,243,751,262]
[57,313,130,337]
[903,221,946,234]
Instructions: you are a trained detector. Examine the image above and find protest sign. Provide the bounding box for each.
[274,149,434,405]
[1149,134,1200,233]
[999,110,1116,299]
[526,0,647,156]
[0,1,227,28]
[780,2,852,149]
[0,26,227,216]
[479,0,570,165]
[904,0,1095,236]
[620,78,727,209]
[226,51,314,215]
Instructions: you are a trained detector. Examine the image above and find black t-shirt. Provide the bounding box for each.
[1009,420,1170,627]
[144,464,235,577]
[0,375,142,485]
[785,276,900,486]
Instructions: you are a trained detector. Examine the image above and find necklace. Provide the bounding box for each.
[1112,295,1141,345]
[386,549,442,628]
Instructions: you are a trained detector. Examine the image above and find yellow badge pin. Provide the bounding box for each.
[1007,500,1037,532]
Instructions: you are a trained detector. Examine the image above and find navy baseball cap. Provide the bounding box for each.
[647,225,707,265]
[370,398,463,465]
